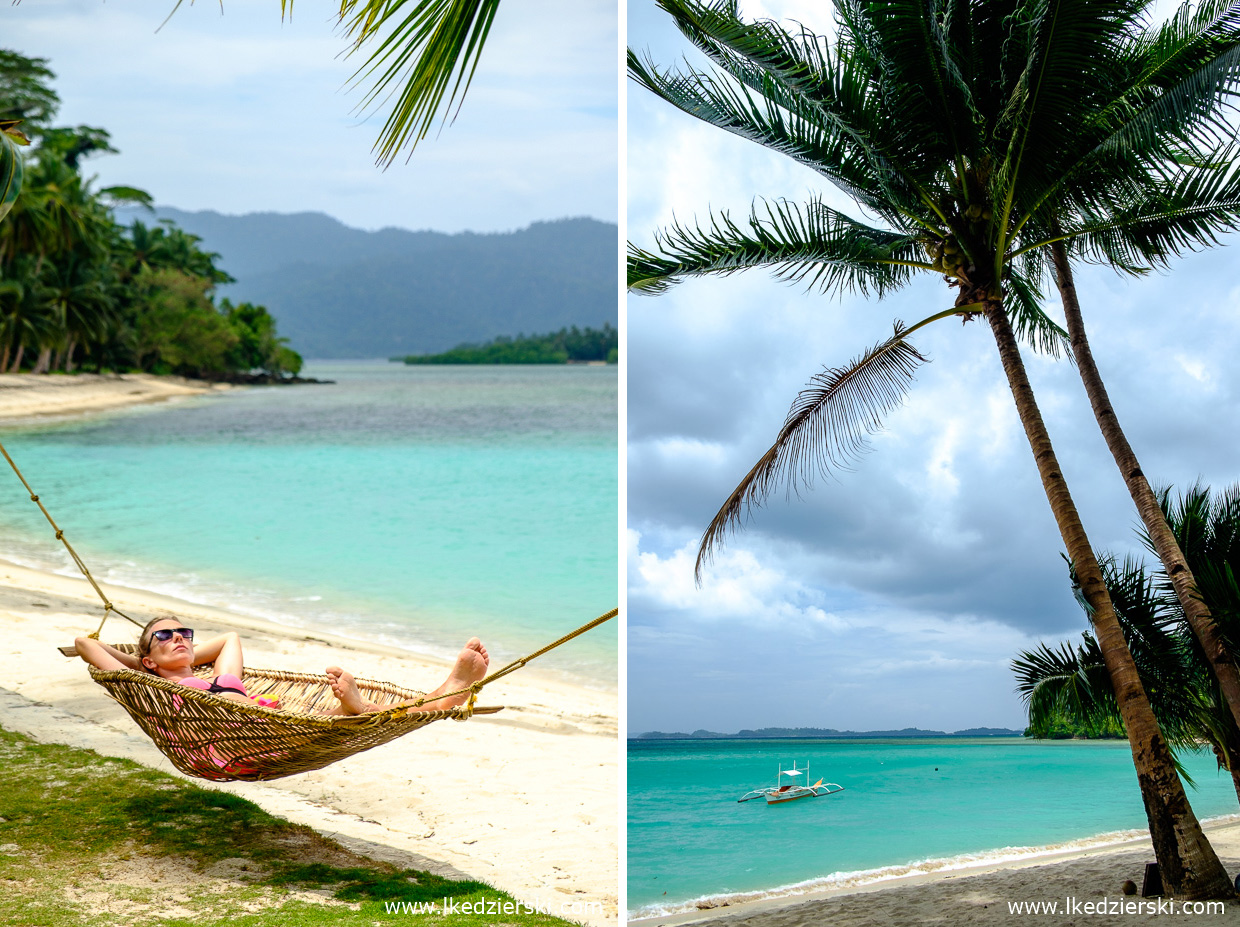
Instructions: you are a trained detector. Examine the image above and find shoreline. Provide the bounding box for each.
[1,545,616,694]
[0,372,234,422]
[0,556,617,923]
[0,369,616,690]
[630,816,1240,924]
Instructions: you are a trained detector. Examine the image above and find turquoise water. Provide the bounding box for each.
[628,738,1240,916]
[0,362,617,683]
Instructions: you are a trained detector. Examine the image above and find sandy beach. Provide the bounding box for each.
[0,372,234,422]
[635,819,1240,927]
[0,376,618,924]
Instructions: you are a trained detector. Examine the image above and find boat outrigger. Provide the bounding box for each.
[737,762,845,804]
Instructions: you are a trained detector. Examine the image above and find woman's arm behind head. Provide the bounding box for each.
[74,636,139,672]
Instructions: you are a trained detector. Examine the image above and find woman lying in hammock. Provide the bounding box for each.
[75,615,490,715]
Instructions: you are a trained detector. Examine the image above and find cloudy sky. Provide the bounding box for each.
[626,0,1240,734]
[7,0,617,233]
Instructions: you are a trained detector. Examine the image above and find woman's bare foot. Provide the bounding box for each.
[326,666,375,715]
[414,638,489,711]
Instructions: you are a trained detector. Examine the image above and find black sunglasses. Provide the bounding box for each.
[150,627,194,642]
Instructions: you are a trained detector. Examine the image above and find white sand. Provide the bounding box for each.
[0,376,618,924]
[634,821,1240,927]
[0,372,231,421]
[0,562,618,922]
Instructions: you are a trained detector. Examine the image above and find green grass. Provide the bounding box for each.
[0,726,591,926]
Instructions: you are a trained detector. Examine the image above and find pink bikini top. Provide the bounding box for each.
[178,674,248,697]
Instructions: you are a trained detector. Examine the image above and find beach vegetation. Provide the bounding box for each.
[629,0,1240,897]
[399,323,618,364]
[1016,483,1240,804]
[0,724,580,926]
[0,51,303,380]
[1022,710,1126,740]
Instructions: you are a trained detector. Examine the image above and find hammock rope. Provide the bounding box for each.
[419,607,618,711]
[0,435,618,781]
[0,438,141,636]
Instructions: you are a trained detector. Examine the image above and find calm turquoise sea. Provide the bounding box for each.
[628,738,1240,917]
[0,362,617,684]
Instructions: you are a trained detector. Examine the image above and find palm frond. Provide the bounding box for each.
[1048,154,1240,268]
[628,197,926,297]
[1156,482,1240,656]
[695,322,928,581]
[1012,638,1118,736]
[1064,552,1214,747]
[1016,2,1240,226]
[994,0,1152,243]
[285,0,502,167]
[647,0,947,213]
[1002,266,1071,357]
[834,0,978,170]
[627,50,915,219]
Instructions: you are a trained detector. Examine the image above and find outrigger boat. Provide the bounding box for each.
[737,762,845,804]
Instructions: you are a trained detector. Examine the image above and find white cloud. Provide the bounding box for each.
[1173,352,1211,387]
[628,529,849,630]
[9,0,617,232]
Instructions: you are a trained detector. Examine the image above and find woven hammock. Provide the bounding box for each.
[3,438,616,783]
[65,606,614,781]
[84,646,502,782]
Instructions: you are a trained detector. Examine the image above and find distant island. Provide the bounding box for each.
[113,207,618,360]
[632,726,1025,740]
[398,324,617,365]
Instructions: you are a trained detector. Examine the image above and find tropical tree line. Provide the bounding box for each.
[400,323,619,364]
[629,0,1240,898]
[1022,711,1126,740]
[0,51,301,380]
[1017,484,1240,805]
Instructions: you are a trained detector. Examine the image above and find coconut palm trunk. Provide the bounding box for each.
[30,345,51,375]
[1049,239,1240,733]
[986,297,1234,899]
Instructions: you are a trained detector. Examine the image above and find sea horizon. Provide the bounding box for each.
[628,737,1240,918]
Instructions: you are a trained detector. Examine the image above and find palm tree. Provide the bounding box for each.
[1015,485,1240,805]
[0,51,60,133]
[38,253,115,373]
[991,0,1240,732]
[628,0,1238,897]
[1050,233,1240,733]
[0,136,124,370]
[0,256,58,372]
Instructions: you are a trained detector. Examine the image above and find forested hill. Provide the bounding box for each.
[113,207,618,359]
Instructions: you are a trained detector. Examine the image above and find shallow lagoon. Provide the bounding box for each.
[0,362,618,682]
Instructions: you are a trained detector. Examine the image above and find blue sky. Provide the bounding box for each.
[7,0,618,232]
[626,0,1240,734]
